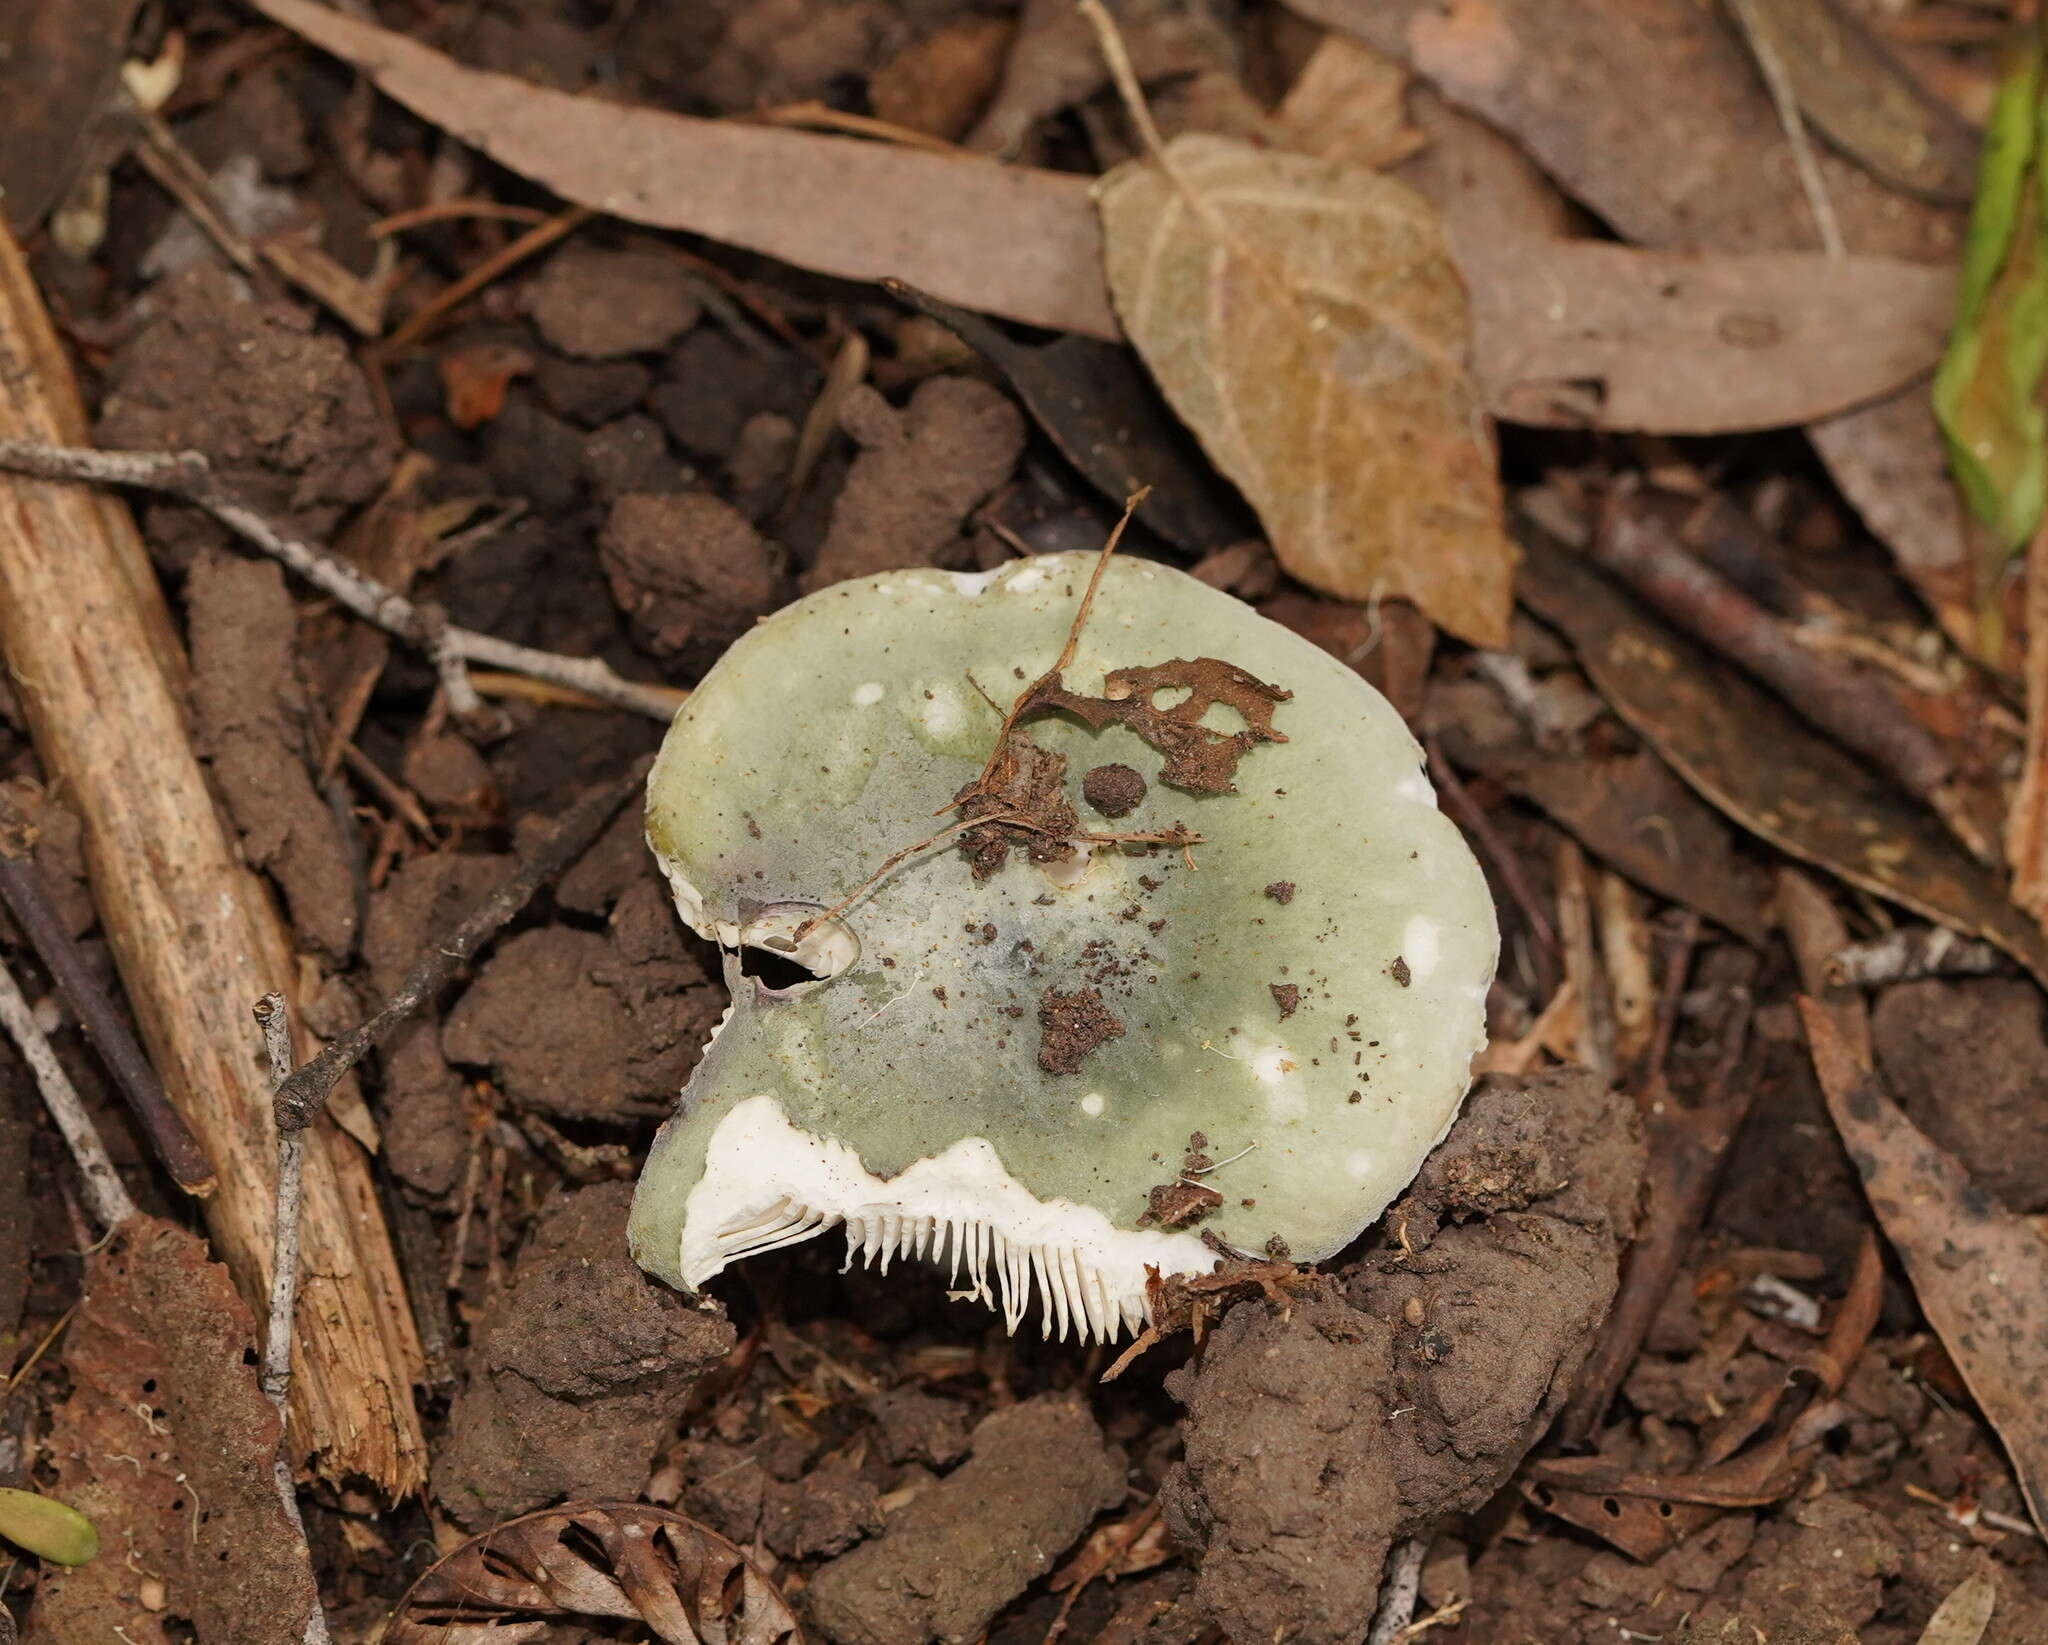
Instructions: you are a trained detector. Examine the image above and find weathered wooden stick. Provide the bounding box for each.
[0,219,426,1494]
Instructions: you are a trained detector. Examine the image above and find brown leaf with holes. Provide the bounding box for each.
[1030,656,1291,793]
[32,1218,319,1645]
[1097,134,1515,646]
[387,1500,800,1645]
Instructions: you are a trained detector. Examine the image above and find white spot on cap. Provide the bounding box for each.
[921,687,965,739]
[1402,915,1441,980]
[1007,564,1047,593]
[1395,765,1437,807]
[1081,1093,1106,1117]
[852,681,884,706]
[1251,1047,1294,1084]
[1346,1150,1375,1180]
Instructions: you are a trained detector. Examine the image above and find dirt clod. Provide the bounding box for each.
[1037,984,1125,1074]
[866,1387,972,1467]
[433,1182,735,1525]
[1269,981,1299,1019]
[1263,880,1295,904]
[802,376,1025,590]
[600,491,789,663]
[185,548,358,961]
[804,1396,1123,1645]
[1082,761,1147,817]
[98,267,394,542]
[530,244,702,358]
[1141,1179,1223,1228]
[1163,1067,1645,1644]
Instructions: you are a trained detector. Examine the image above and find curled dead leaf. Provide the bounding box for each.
[1097,134,1515,646]
[387,1501,800,1645]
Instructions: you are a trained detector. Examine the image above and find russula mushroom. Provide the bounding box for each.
[629,552,1497,1340]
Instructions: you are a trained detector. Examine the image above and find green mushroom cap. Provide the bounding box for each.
[629,552,1496,1340]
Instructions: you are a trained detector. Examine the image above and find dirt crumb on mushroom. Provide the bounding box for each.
[1082,761,1147,817]
[1270,982,1300,1019]
[1036,985,1126,1074]
[1264,880,1296,904]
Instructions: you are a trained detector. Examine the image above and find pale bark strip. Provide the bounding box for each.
[2007,523,2048,934]
[0,218,426,1494]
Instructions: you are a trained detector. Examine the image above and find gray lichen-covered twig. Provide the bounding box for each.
[0,438,683,722]
[0,951,138,1231]
[251,991,333,1645]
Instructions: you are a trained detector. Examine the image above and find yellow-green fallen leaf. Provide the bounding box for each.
[1096,133,1515,648]
[0,1486,98,1565]
[1932,33,2048,562]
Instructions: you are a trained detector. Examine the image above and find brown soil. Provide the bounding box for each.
[1036,983,1126,1074]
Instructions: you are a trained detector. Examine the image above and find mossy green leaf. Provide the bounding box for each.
[0,1486,98,1565]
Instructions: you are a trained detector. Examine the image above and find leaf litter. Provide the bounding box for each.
[249,0,1956,445]
[1088,6,1515,644]
[1800,1000,2048,1542]
[32,1219,319,1645]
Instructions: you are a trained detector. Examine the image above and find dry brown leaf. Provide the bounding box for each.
[247,0,1118,338]
[1734,0,1979,206]
[1301,0,1960,262]
[0,0,142,234]
[1273,34,1424,170]
[1459,238,1953,433]
[254,0,1963,447]
[1916,1570,1998,1645]
[387,1501,799,1645]
[32,1218,320,1645]
[1517,533,2048,987]
[1098,133,1515,644]
[1798,1001,2048,1541]
[1305,0,1975,644]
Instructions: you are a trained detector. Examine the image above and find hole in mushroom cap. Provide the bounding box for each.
[739,944,826,991]
[731,902,858,996]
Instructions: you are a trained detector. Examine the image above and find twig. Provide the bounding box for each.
[1366,1538,1428,1645]
[1592,484,1974,854]
[270,760,646,1131]
[0,440,680,721]
[0,810,214,1196]
[252,994,332,1645]
[1725,0,1845,259]
[1426,739,1558,959]
[468,670,688,714]
[1555,951,1759,1447]
[0,952,138,1231]
[375,204,592,355]
[256,993,303,1416]
[1824,925,2008,988]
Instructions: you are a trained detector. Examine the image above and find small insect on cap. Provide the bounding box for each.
[630,552,1497,1341]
